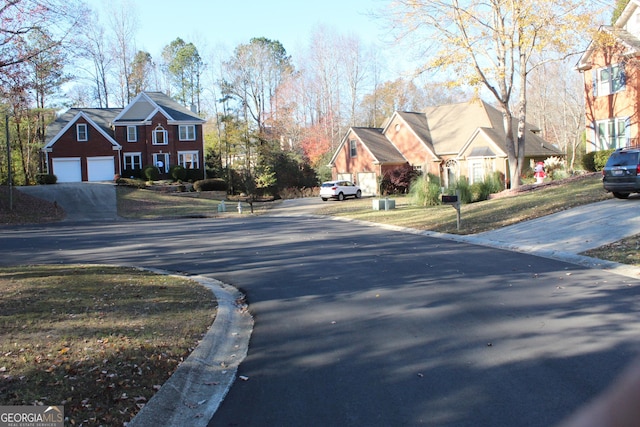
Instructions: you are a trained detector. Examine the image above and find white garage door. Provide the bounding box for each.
[87,156,115,182]
[52,158,82,183]
[357,172,377,196]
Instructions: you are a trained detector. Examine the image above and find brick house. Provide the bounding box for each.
[329,100,562,195]
[43,92,206,182]
[576,0,640,152]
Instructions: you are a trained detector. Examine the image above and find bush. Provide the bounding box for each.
[409,173,441,207]
[169,165,187,182]
[582,152,596,172]
[594,149,614,171]
[36,173,57,185]
[455,177,472,204]
[143,165,159,181]
[186,169,204,182]
[193,178,228,192]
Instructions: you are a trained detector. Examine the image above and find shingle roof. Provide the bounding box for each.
[113,92,204,123]
[45,108,121,144]
[351,127,406,163]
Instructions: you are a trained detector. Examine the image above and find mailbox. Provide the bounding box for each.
[441,195,458,204]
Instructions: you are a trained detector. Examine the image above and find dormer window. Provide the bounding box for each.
[179,125,196,141]
[76,123,88,141]
[152,125,168,145]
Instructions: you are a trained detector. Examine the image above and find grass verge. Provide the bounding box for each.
[315,174,611,234]
[0,265,216,426]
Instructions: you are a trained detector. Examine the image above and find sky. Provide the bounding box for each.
[86,0,403,69]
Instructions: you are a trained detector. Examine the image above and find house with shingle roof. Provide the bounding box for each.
[576,0,640,152]
[43,92,205,182]
[329,100,562,195]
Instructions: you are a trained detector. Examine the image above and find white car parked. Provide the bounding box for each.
[320,180,362,201]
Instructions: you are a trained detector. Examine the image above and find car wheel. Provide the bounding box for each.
[355,190,361,199]
[321,197,328,201]
[338,192,345,201]
[613,192,630,199]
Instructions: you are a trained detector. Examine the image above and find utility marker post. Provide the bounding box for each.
[441,190,461,231]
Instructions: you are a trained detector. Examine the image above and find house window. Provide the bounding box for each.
[596,117,629,150]
[594,63,626,97]
[76,124,88,141]
[178,151,199,169]
[152,126,168,145]
[123,153,142,172]
[127,126,137,142]
[469,160,484,184]
[179,125,196,141]
[349,140,357,157]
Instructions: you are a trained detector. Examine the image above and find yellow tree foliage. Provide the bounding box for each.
[388,0,601,188]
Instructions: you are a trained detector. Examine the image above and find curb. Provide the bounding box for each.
[127,270,253,427]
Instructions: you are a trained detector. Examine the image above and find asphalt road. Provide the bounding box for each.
[1,213,640,426]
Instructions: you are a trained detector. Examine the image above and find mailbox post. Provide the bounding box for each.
[441,191,461,231]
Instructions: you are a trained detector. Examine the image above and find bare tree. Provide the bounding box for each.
[106,0,138,107]
[78,13,112,107]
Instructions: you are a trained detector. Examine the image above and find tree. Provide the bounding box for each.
[129,50,154,97]
[222,37,294,137]
[107,0,138,106]
[162,38,204,110]
[0,0,88,71]
[388,0,597,188]
[78,14,112,107]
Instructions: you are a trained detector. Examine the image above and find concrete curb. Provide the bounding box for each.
[127,269,253,427]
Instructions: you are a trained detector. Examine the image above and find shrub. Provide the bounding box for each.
[582,152,596,172]
[36,173,57,185]
[186,169,204,182]
[193,178,227,192]
[169,165,187,182]
[382,164,419,194]
[544,156,565,180]
[143,165,159,181]
[594,149,614,171]
[455,177,472,204]
[409,173,441,206]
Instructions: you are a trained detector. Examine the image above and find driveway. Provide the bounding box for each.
[17,182,119,222]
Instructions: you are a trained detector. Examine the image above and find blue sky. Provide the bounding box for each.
[88,0,397,63]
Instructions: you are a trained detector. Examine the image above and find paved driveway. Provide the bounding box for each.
[17,182,118,222]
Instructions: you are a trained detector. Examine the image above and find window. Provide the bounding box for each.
[349,140,357,157]
[470,160,484,184]
[596,117,629,150]
[178,151,199,169]
[594,64,626,97]
[127,126,137,142]
[179,125,196,141]
[76,124,88,141]
[152,126,168,145]
[123,153,142,171]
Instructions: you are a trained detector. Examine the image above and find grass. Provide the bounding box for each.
[315,174,611,234]
[0,265,216,426]
[116,186,273,219]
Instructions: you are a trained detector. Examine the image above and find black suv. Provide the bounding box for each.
[602,148,640,199]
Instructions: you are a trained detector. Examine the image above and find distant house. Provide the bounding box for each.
[329,100,562,196]
[43,92,206,182]
[576,0,640,152]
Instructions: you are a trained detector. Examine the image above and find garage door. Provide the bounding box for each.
[52,158,82,183]
[87,156,115,182]
[357,172,377,196]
